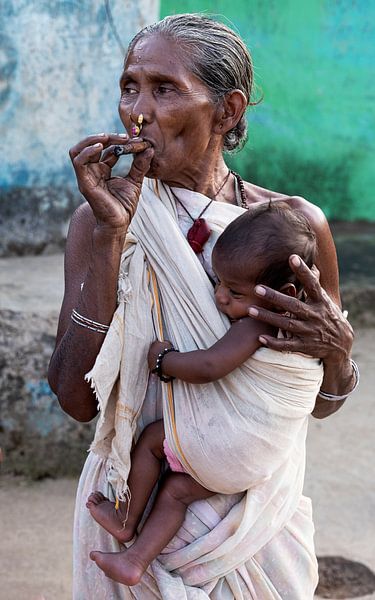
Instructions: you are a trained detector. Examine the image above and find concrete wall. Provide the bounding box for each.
[1,0,159,188]
[0,1,161,475]
[0,0,159,255]
[161,1,375,221]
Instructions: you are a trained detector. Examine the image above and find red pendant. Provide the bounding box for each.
[187,218,211,253]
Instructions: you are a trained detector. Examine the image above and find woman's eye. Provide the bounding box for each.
[157,85,173,95]
[122,87,137,96]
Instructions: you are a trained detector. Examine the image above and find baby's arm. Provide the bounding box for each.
[149,319,275,384]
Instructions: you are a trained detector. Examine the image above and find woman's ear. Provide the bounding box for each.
[279,283,297,298]
[213,90,247,135]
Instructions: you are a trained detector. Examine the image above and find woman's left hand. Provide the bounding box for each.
[248,254,354,364]
[148,340,173,371]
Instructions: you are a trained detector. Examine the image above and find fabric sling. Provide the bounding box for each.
[74,179,323,599]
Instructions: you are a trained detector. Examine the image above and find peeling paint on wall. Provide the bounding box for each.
[0,0,159,189]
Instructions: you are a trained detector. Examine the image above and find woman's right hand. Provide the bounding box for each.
[69,133,154,234]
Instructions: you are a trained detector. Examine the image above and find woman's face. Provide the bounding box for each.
[118,34,219,182]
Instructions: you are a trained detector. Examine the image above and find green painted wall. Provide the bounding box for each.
[160,1,374,221]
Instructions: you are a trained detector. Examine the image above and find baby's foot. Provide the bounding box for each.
[90,549,145,586]
[86,491,135,543]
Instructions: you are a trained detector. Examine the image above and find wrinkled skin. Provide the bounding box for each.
[48,33,354,423]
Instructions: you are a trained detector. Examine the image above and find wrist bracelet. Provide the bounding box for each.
[71,309,110,334]
[151,346,179,382]
[318,359,360,401]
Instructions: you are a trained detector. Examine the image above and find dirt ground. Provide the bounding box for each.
[0,254,374,600]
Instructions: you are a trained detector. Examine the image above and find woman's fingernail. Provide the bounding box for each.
[93,142,102,147]
[255,285,266,296]
[291,255,301,267]
[249,307,259,316]
[98,132,106,136]
[119,133,128,138]
[259,336,268,345]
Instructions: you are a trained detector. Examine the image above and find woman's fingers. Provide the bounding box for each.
[69,133,108,160]
[289,255,322,302]
[247,255,354,364]
[101,140,151,169]
[68,134,153,231]
[69,133,129,161]
[127,147,154,184]
[250,256,328,319]
[101,146,119,167]
[311,264,320,281]
[251,286,314,320]
[249,305,313,333]
[73,142,104,166]
[256,334,311,354]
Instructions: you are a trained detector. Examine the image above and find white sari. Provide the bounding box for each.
[73,179,322,599]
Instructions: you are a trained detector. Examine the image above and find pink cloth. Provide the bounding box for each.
[163,438,186,473]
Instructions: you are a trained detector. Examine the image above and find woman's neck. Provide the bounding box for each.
[163,152,232,201]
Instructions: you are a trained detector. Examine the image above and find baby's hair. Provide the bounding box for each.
[213,201,317,292]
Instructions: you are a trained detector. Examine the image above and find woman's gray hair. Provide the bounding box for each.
[127,13,255,153]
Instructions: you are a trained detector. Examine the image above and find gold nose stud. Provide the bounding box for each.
[131,114,144,137]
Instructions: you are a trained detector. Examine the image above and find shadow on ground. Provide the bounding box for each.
[317,556,375,599]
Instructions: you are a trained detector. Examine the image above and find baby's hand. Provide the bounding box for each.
[148,340,173,371]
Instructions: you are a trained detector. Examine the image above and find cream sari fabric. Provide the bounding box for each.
[73,179,322,599]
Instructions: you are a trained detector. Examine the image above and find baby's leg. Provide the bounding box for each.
[90,472,214,586]
[87,420,165,543]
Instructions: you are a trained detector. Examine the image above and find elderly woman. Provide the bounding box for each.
[49,13,356,600]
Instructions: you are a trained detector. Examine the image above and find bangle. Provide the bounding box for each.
[71,309,110,334]
[151,346,179,382]
[318,359,360,401]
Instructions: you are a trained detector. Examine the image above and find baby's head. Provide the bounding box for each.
[212,201,317,321]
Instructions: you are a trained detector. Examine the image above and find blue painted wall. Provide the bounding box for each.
[0,0,159,189]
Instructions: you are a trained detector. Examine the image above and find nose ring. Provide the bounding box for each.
[131,114,143,137]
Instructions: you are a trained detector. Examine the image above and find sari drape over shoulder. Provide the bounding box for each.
[73,179,323,599]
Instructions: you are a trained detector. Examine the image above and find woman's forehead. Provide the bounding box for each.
[122,35,208,92]
[125,34,185,72]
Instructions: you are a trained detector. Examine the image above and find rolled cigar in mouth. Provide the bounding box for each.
[113,140,151,157]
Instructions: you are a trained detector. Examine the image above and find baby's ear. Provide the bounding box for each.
[279,282,297,297]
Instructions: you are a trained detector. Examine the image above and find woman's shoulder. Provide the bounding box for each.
[243,181,327,230]
[243,180,339,300]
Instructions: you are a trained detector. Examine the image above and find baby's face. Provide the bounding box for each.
[212,257,260,322]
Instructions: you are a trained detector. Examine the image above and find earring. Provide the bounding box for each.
[131,114,144,137]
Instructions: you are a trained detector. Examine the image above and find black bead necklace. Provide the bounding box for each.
[230,170,248,209]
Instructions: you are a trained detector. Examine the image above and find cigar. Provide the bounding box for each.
[113,140,151,157]
[113,145,133,157]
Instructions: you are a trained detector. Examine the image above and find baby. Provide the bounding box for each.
[87,200,317,586]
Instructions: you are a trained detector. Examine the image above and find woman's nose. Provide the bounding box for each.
[119,93,153,129]
[131,103,150,125]
[131,90,154,123]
